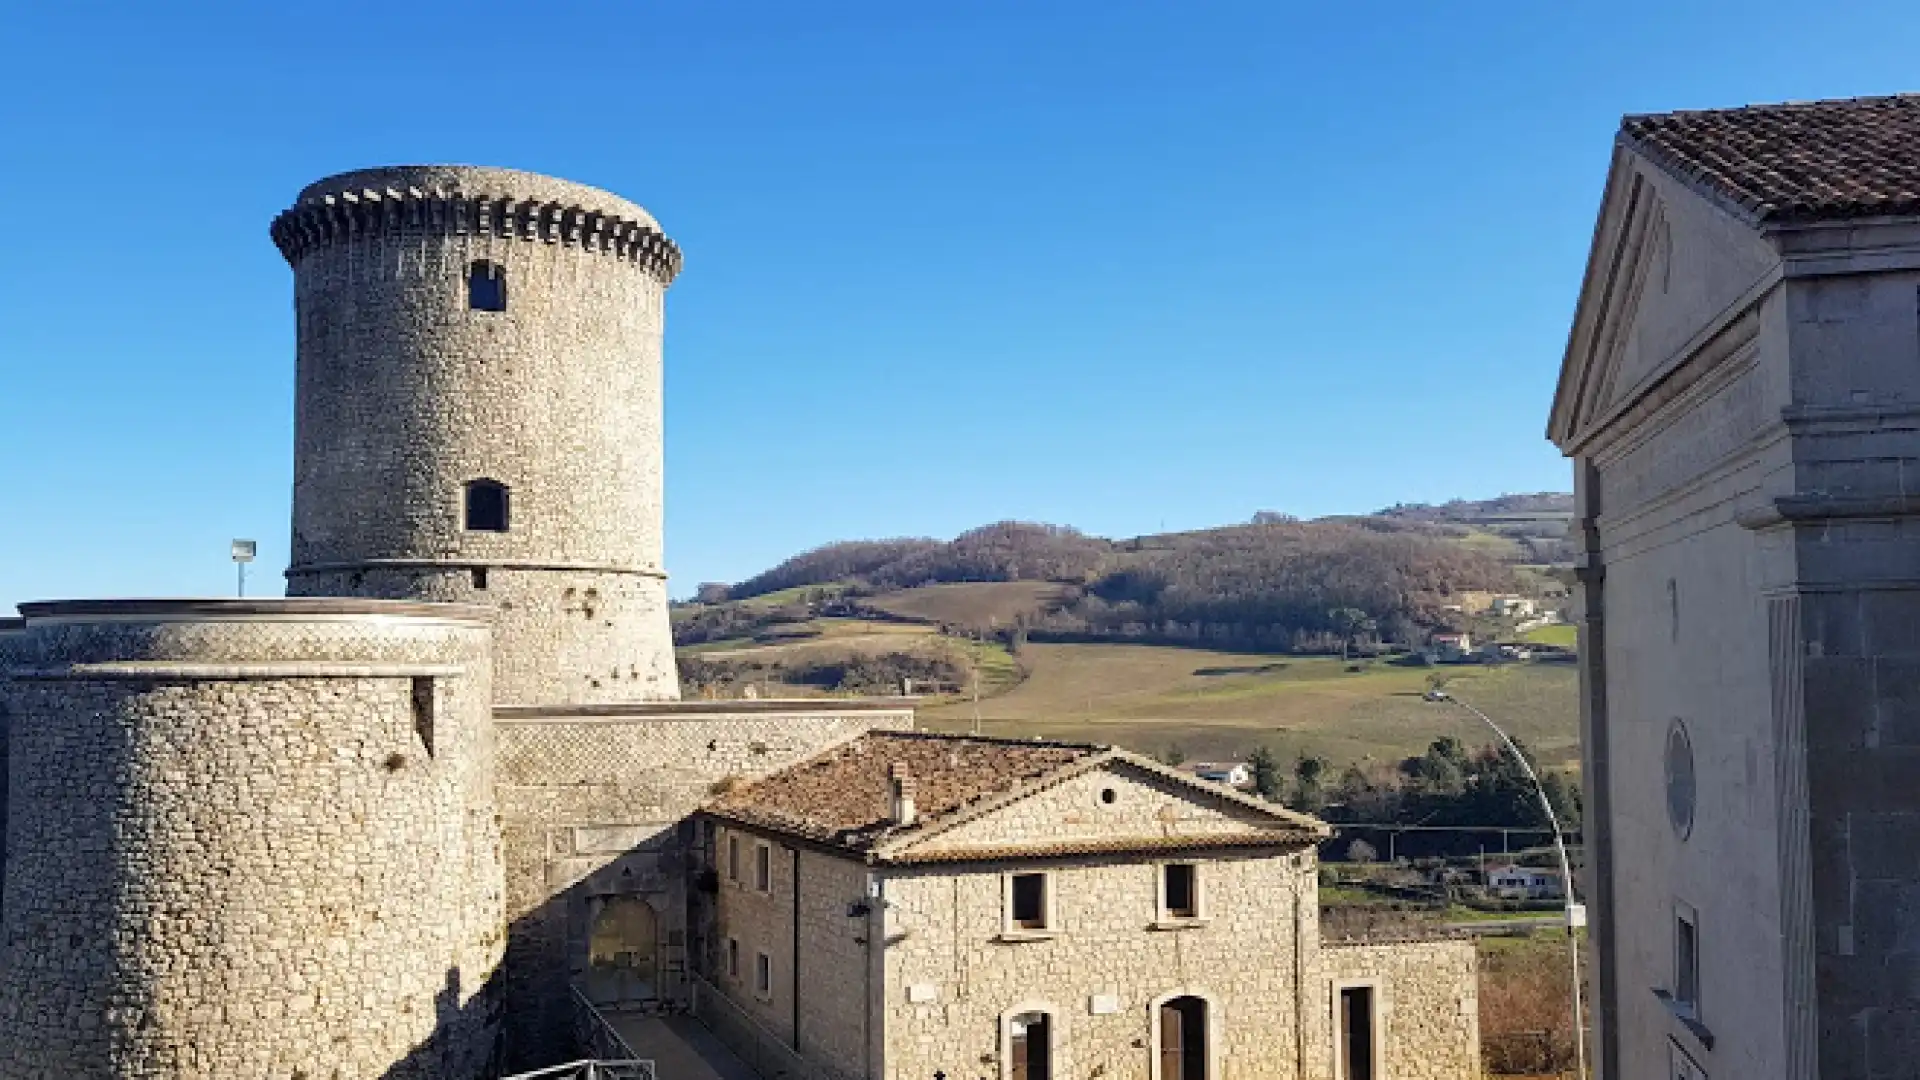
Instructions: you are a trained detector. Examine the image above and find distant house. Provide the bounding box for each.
[1486,864,1563,900]
[1190,761,1253,788]
[1489,595,1537,617]
[1427,632,1473,662]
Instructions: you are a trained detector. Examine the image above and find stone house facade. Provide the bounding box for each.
[1552,94,1920,1079]
[697,730,1480,1080]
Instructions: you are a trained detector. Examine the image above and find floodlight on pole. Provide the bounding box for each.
[231,540,257,598]
[1424,685,1588,1080]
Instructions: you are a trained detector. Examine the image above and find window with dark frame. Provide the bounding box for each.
[754,951,772,998]
[1676,907,1700,1016]
[726,938,739,978]
[464,479,509,533]
[755,843,772,893]
[1011,873,1048,931]
[1164,864,1198,919]
[468,260,507,311]
[726,837,740,883]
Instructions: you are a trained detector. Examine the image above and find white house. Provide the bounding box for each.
[1190,761,1253,788]
[1486,864,1563,900]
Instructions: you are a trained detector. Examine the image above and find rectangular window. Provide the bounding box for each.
[727,836,741,883]
[1011,872,1049,931]
[1676,905,1700,1016]
[1163,864,1199,919]
[755,951,772,1000]
[726,938,739,978]
[755,841,772,893]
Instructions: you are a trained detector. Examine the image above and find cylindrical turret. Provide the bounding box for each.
[272,165,684,705]
[0,599,503,1079]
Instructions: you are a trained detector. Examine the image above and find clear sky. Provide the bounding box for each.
[4,1,1920,608]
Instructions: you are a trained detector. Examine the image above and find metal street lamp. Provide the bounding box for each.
[1424,686,1588,1080]
[231,539,257,598]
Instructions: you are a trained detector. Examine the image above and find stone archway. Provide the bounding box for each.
[584,895,659,1009]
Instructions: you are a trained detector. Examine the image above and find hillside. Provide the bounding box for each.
[671,494,1579,775]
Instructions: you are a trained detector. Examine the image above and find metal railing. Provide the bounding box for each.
[688,972,822,1080]
[501,1060,655,1080]
[500,988,656,1080]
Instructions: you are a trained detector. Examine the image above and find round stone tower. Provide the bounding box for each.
[272,165,684,706]
[0,599,503,1079]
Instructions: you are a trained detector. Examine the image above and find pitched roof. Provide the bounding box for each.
[701,730,1326,863]
[1621,94,1920,224]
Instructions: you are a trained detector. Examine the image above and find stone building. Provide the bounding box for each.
[1551,94,1920,1079]
[0,164,1478,1078]
[696,730,1479,1080]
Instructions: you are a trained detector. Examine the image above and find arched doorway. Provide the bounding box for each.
[1157,996,1209,1080]
[584,895,658,1009]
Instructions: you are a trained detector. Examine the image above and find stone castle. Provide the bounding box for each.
[0,165,1478,1080]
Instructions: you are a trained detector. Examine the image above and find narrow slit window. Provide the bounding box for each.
[726,837,741,883]
[754,951,772,999]
[1011,873,1049,931]
[410,677,435,757]
[465,479,509,532]
[1163,864,1198,919]
[754,842,772,893]
[468,260,507,311]
[726,938,740,978]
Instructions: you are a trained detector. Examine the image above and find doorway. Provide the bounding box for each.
[1338,985,1378,1080]
[585,895,659,1009]
[1157,996,1209,1080]
[1008,1011,1052,1080]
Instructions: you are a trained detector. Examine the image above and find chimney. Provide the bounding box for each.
[889,762,918,827]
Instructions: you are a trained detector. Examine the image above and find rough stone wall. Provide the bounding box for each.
[707,835,875,1080]
[908,763,1288,857]
[0,618,20,936]
[277,165,681,706]
[493,701,910,1069]
[1321,939,1480,1080]
[879,850,1323,1080]
[0,601,504,1080]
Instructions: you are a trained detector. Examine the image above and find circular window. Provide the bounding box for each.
[1666,719,1696,840]
[1100,787,1118,805]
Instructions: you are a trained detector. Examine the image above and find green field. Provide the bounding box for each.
[916,642,1578,766]
[1520,623,1578,647]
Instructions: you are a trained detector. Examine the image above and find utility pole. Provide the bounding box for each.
[971,667,981,735]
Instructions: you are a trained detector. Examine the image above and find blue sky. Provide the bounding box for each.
[4,1,1919,607]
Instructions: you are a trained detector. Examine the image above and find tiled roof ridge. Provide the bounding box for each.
[856,729,1110,752]
[1621,91,1920,125]
[1616,93,1920,225]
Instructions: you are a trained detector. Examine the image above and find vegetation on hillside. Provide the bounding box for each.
[684,499,1571,653]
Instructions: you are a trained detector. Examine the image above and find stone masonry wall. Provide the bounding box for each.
[1321,939,1480,1080]
[493,701,910,1069]
[278,165,680,707]
[0,618,20,937]
[707,835,875,1080]
[880,850,1323,1080]
[0,600,504,1080]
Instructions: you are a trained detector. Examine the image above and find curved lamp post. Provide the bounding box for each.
[1424,687,1587,1080]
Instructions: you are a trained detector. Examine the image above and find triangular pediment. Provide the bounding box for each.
[879,752,1326,863]
[1549,144,1780,452]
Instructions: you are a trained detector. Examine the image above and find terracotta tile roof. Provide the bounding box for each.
[703,731,1102,853]
[1621,94,1920,224]
[700,730,1327,862]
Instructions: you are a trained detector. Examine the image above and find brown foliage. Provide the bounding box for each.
[1480,938,1585,1075]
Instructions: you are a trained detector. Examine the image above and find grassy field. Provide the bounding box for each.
[916,642,1578,767]
[1520,623,1578,647]
[861,581,1063,627]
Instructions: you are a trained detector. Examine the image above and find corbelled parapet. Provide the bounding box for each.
[270,165,682,284]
